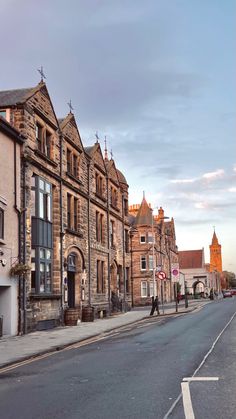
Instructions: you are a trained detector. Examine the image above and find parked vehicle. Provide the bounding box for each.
[230,288,236,296]
[223,290,232,298]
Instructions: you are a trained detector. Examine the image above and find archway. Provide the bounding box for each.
[193,280,205,298]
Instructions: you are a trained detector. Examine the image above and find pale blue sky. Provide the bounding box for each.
[1,0,235,271]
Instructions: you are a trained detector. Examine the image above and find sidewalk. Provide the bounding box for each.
[0,300,207,369]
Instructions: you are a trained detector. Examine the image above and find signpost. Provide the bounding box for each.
[156,271,166,314]
[171,263,180,312]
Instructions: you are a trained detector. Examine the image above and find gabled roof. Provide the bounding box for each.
[59,112,84,151]
[0,84,41,107]
[105,158,120,185]
[85,142,107,172]
[134,197,153,226]
[179,249,204,269]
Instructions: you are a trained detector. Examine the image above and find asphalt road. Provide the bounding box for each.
[0,298,235,419]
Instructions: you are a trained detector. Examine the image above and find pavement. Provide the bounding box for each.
[0,299,209,369]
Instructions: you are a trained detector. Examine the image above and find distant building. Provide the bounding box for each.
[0,117,24,335]
[179,248,219,297]
[129,198,178,306]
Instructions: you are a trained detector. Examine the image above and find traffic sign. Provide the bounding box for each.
[156,271,166,280]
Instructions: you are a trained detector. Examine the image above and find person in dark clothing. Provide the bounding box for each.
[154,296,160,315]
[150,296,160,315]
[150,296,155,315]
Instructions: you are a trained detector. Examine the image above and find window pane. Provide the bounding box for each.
[31,249,35,258]
[39,179,44,190]
[46,249,51,260]
[40,249,45,259]
[140,235,146,243]
[149,255,154,270]
[47,195,52,221]
[39,192,44,218]
[45,263,51,292]
[141,281,147,297]
[30,189,35,217]
[40,263,45,293]
[45,182,51,193]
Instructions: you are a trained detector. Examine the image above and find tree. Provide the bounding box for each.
[222,271,236,288]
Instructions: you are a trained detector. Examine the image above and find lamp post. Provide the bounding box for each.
[151,209,169,313]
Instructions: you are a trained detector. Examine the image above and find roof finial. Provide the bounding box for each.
[95,131,99,143]
[104,136,108,161]
[37,66,46,82]
[213,225,215,232]
[67,99,74,113]
[143,191,145,199]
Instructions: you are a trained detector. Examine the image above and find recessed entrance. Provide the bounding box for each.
[67,253,76,309]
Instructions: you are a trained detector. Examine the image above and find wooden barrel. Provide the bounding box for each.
[82,306,94,322]
[64,308,80,326]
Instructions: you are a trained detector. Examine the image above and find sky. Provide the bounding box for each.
[1,0,235,272]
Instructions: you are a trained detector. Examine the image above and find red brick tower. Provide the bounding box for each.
[209,229,222,273]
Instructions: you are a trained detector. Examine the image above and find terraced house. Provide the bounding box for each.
[0,81,131,334]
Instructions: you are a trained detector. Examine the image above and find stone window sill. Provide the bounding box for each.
[66,228,83,238]
[35,149,57,167]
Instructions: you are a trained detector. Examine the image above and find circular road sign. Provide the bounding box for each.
[157,271,166,280]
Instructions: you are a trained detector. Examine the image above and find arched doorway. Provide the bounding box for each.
[64,247,84,325]
[67,253,76,308]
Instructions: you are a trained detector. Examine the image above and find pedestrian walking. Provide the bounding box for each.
[150,296,155,316]
[154,296,160,315]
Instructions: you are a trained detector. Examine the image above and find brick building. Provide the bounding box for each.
[0,81,131,333]
[129,197,178,306]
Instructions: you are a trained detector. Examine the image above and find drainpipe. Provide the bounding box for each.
[13,140,23,335]
[22,159,27,334]
[106,173,111,314]
[87,161,91,305]
[122,194,126,312]
[59,131,64,324]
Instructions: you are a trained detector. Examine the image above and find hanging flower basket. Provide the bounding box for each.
[9,263,31,277]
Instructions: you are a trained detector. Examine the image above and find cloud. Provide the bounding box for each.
[228,187,236,192]
[202,169,225,181]
[171,178,196,184]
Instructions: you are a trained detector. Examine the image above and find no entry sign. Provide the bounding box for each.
[156,271,166,280]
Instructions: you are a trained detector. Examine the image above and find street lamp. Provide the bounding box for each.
[151,208,169,314]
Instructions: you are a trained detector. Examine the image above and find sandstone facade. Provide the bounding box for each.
[0,81,131,333]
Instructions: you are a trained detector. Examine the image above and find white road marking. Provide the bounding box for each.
[181,382,195,419]
[181,377,219,419]
[163,309,236,419]
[183,377,219,382]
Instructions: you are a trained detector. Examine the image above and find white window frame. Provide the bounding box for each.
[140,256,147,271]
[141,281,148,298]
[148,232,154,243]
[149,255,154,270]
[140,235,146,244]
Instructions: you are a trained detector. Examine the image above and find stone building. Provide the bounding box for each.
[0,81,131,333]
[0,116,24,335]
[129,197,178,306]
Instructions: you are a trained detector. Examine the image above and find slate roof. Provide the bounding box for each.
[178,249,204,269]
[134,197,153,226]
[0,86,39,107]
